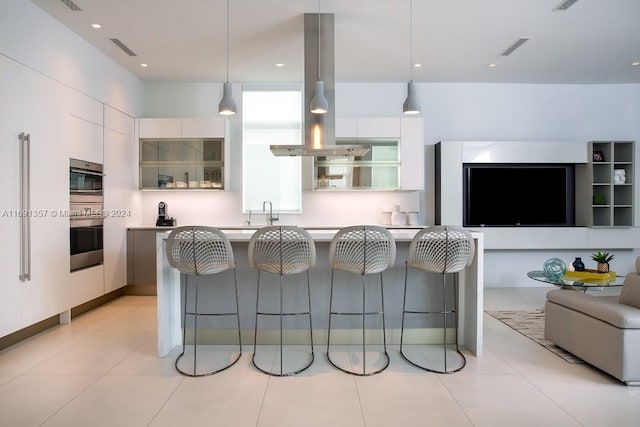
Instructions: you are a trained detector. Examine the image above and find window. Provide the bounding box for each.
[242,89,302,212]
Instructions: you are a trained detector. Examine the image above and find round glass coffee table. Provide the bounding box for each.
[527,270,625,292]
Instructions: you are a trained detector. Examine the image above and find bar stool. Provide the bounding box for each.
[400,226,475,373]
[165,226,242,377]
[249,226,316,376]
[327,225,396,376]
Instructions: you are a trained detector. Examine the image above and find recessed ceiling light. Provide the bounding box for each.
[413,63,422,68]
[632,61,640,66]
[140,63,148,68]
[275,63,285,68]
[91,23,102,29]
[489,63,497,68]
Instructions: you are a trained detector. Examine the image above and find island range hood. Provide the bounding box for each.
[270,13,368,158]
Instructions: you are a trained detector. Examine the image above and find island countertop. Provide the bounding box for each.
[154,228,485,358]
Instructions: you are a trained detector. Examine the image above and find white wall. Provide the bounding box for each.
[0,0,142,116]
[141,77,640,287]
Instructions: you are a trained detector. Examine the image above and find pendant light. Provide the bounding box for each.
[403,0,420,115]
[219,0,236,115]
[310,0,328,114]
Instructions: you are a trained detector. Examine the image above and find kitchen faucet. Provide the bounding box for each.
[263,201,279,225]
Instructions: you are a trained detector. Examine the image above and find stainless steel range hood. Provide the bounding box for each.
[270,13,368,158]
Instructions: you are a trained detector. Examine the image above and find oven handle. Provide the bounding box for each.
[70,168,105,177]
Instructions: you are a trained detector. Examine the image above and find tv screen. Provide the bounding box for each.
[463,164,575,227]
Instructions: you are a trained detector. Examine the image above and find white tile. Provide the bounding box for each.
[0,325,92,375]
[356,374,473,426]
[29,330,152,375]
[109,339,183,377]
[0,374,99,426]
[42,375,181,427]
[150,375,268,426]
[525,372,640,426]
[441,373,581,426]
[258,374,364,427]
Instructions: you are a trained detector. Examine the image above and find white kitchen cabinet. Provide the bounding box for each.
[139,118,181,138]
[181,117,225,138]
[103,106,135,293]
[137,117,226,190]
[0,56,69,337]
[0,55,24,337]
[357,117,401,138]
[332,116,424,190]
[139,117,224,139]
[400,117,424,190]
[64,87,104,164]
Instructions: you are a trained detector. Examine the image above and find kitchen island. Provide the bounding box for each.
[154,227,485,358]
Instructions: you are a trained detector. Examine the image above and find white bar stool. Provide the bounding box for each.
[327,225,396,376]
[400,225,475,373]
[165,226,241,377]
[249,226,316,376]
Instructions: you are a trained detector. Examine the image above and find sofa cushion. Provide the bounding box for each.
[619,274,640,309]
[546,289,640,329]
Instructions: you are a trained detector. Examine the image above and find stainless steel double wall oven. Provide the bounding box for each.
[69,158,104,272]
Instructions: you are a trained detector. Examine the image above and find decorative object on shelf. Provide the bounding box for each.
[592,250,614,273]
[593,194,606,205]
[572,257,585,271]
[390,202,406,226]
[614,169,626,184]
[543,258,566,281]
[592,151,604,162]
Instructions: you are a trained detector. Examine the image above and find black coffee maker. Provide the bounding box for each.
[156,201,176,226]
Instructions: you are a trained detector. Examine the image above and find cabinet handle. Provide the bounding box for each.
[19,132,31,282]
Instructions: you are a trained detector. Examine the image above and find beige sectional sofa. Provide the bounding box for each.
[544,259,640,386]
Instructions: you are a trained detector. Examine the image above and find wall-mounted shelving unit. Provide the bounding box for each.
[577,141,634,227]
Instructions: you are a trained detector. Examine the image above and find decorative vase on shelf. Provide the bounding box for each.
[572,257,585,271]
[390,203,406,226]
[543,258,566,282]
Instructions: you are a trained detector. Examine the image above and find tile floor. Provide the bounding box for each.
[1,287,639,426]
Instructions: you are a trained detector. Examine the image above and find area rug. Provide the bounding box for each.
[486,309,584,364]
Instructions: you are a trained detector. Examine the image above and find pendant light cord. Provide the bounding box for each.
[317,0,321,79]
[226,0,230,83]
[409,0,413,82]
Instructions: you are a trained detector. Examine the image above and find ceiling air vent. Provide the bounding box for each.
[110,38,137,56]
[59,0,81,11]
[501,37,530,56]
[553,0,580,12]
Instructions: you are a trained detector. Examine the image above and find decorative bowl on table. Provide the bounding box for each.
[543,258,566,281]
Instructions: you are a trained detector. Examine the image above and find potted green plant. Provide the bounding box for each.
[591,251,615,273]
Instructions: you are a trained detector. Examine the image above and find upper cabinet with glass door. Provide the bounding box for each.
[138,118,226,190]
[314,117,424,191]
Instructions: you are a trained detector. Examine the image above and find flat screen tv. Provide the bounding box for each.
[463,164,575,227]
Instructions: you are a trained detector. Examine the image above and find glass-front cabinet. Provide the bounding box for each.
[314,139,400,190]
[139,138,224,189]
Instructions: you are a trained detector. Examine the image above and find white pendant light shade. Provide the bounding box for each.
[403,81,420,115]
[310,80,328,114]
[218,82,236,115]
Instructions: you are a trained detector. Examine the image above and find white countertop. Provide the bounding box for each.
[135,226,483,243]
[147,226,483,243]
